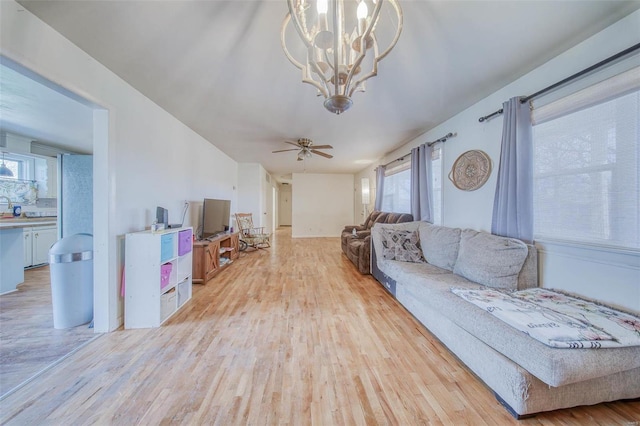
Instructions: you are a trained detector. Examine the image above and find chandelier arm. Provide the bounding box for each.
[342,0,382,95]
[302,72,330,98]
[281,14,305,70]
[349,39,379,97]
[331,0,342,97]
[286,0,315,50]
[283,1,330,98]
[376,0,403,62]
[305,54,331,97]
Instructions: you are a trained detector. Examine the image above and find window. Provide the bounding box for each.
[0,153,42,205]
[532,70,639,250]
[1,158,20,179]
[381,161,410,214]
[380,145,442,222]
[1,153,32,180]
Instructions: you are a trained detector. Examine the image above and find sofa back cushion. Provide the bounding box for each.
[380,228,425,263]
[453,229,528,290]
[418,223,461,271]
[364,211,413,230]
[363,211,383,229]
[380,212,414,225]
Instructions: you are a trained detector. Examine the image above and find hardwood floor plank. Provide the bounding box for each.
[1,228,638,424]
[0,265,97,397]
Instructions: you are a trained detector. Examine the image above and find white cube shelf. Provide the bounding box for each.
[125,227,193,328]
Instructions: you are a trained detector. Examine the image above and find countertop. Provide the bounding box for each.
[0,217,57,229]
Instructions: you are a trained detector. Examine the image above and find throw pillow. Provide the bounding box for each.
[453,229,528,290]
[381,229,424,263]
[418,223,461,271]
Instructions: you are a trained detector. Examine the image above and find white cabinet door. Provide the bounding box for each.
[33,227,57,266]
[24,228,33,267]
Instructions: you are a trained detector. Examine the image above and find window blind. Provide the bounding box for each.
[384,160,411,177]
[532,66,640,125]
[532,71,640,250]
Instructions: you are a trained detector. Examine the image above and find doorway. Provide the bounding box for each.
[0,55,106,399]
[279,184,292,226]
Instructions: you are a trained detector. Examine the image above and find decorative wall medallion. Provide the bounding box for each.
[448,150,492,191]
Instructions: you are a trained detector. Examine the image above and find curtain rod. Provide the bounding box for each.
[381,132,454,168]
[478,42,640,123]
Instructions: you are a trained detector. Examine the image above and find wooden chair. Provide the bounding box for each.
[235,213,271,249]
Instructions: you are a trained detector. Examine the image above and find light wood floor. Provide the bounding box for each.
[0,228,638,424]
[0,265,97,397]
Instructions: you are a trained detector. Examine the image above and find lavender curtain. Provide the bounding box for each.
[374,165,385,211]
[491,96,534,243]
[410,143,433,222]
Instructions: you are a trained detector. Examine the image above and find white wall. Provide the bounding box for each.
[1,1,238,331]
[237,162,277,233]
[237,163,262,227]
[353,176,372,224]
[292,173,354,238]
[357,11,640,312]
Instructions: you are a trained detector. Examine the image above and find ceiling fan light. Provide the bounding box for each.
[275,138,333,162]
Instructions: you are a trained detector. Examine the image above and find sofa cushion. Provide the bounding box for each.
[418,223,461,271]
[453,229,528,290]
[381,259,452,287]
[381,229,424,263]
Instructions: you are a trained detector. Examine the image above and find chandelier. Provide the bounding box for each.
[281,0,403,115]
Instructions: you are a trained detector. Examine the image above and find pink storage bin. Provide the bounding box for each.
[160,262,173,290]
[178,229,193,256]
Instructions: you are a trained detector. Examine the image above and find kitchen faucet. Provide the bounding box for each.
[1,196,13,213]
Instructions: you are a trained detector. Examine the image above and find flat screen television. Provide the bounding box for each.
[202,198,231,239]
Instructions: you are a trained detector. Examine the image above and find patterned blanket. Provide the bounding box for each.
[451,288,640,349]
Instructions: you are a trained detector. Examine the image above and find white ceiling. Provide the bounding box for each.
[10,0,640,181]
[0,59,94,153]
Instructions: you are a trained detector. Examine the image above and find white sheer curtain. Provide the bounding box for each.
[410,143,433,222]
[491,96,534,243]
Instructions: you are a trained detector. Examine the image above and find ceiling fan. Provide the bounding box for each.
[272,138,333,161]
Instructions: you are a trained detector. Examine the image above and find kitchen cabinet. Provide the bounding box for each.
[24,225,58,267]
[23,228,32,267]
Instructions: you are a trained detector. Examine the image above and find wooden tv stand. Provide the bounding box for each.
[192,232,239,284]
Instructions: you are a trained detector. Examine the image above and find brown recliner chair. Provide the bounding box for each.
[341,211,413,274]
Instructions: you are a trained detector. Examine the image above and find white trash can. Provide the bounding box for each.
[49,233,93,329]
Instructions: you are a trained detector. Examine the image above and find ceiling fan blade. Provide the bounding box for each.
[311,149,333,159]
[284,140,301,148]
[310,145,333,149]
[272,149,299,153]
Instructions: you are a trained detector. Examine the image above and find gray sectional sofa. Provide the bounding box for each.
[370,221,640,418]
